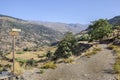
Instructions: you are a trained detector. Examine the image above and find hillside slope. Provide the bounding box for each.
[0,15,63,52]
[108,16,120,26]
[0,14,87,53]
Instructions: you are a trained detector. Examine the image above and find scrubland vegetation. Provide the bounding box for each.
[0,15,120,80]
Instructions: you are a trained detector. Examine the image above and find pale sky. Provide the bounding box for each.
[0,0,120,24]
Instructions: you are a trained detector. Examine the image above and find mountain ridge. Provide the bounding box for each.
[0,14,63,52]
[0,14,87,53]
[28,21,88,34]
[108,15,120,26]
[0,14,88,34]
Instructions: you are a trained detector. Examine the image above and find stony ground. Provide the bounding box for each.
[22,44,116,80]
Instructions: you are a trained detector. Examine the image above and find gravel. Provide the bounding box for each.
[22,44,116,80]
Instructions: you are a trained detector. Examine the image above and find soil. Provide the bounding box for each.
[22,44,116,80]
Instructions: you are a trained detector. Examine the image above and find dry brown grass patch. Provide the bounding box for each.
[84,47,101,58]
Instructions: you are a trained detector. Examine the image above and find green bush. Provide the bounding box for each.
[54,32,77,59]
[26,58,37,67]
[41,62,57,69]
[46,51,53,60]
[78,35,90,41]
[88,19,112,41]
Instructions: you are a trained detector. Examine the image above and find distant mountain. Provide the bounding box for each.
[108,16,120,26]
[0,14,63,52]
[29,21,88,34]
[0,14,87,53]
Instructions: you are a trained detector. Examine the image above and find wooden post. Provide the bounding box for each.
[12,36,15,76]
[9,28,21,80]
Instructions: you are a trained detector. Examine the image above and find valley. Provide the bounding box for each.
[0,14,120,80]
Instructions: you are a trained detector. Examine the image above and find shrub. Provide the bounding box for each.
[54,32,77,59]
[46,51,53,60]
[23,48,31,51]
[88,19,112,41]
[4,64,12,69]
[26,58,37,67]
[41,62,57,69]
[78,35,90,41]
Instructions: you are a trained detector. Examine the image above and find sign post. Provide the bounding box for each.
[9,28,21,79]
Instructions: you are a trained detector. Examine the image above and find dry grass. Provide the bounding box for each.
[7,52,38,60]
[84,47,101,58]
[0,60,11,66]
[0,61,24,75]
[41,61,57,69]
[107,44,120,56]
[1,46,57,74]
[116,74,120,80]
[14,61,24,75]
[61,57,74,63]
[6,46,57,61]
[108,44,120,80]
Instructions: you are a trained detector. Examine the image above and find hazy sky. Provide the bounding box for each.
[0,0,120,24]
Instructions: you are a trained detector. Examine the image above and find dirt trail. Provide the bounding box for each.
[23,44,116,80]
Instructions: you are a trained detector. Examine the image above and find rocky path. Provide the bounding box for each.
[23,44,116,80]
